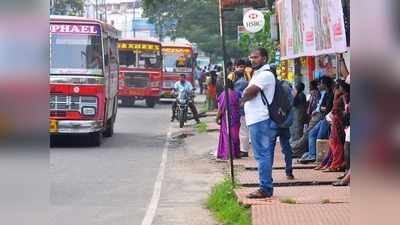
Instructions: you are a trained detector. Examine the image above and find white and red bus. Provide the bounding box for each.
[160,42,195,99]
[117,39,162,107]
[49,16,120,146]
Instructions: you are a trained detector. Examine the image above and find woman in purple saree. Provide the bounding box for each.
[216,80,241,160]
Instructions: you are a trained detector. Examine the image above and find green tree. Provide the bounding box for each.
[142,0,246,60]
[142,0,179,40]
[51,0,84,16]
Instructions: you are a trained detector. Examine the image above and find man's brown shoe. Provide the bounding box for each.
[246,189,272,199]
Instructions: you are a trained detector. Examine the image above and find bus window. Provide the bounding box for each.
[50,33,103,75]
[163,51,193,73]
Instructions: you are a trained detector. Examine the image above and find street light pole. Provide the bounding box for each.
[95,0,98,20]
[133,6,136,38]
[218,0,235,186]
[104,0,108,23]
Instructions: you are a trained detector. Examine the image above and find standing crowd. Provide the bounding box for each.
[202,47,350,199]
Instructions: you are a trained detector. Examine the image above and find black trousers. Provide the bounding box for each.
[197,79,204,94]
[172,101,200,122]
[344,141,350,171]
[292,113,323,157]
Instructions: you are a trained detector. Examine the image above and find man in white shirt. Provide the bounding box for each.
[240,48,292,198]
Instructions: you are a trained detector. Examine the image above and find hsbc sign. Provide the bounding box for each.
[243,9,265,33]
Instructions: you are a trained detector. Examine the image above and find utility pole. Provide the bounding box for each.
[95,0,98,20]
[104,0,108,23]
[133,6,136,37]
[218,0,235,185]
[50,0,54,15]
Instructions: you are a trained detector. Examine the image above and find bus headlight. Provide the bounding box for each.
[82,106,96,116]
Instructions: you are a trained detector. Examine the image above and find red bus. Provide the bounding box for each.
[49,16,120,146]
[161,42,195,99]
[117,39,162,107]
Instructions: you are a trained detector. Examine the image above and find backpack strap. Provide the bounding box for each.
[260,90,270,107]
[259,69,278,108]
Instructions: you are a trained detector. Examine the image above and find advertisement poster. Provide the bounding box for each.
[291,0,304,56]
[301,0,316,56]
[313,0,333,54]
[276,0,293,59]
[278,0,347,60]
[329,0,347,53]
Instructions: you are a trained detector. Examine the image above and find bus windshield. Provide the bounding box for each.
[50,33,103,75]
[119,49,162,69]
[162,49,193,73]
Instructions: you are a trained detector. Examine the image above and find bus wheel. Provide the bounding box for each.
[50,135,57,148]
[129,97,136,106]
[89,132,103,146]
[146,98,156,108]
[103,118,114,137]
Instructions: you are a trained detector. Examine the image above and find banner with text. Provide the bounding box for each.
[276,0,347,60]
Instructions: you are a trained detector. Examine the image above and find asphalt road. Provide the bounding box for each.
[51,101,173,225]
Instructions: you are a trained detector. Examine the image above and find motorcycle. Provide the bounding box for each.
[175,90,193,128]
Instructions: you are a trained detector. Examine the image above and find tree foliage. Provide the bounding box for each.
[142,0,246,60]
[142,0,179,40]
[142,0,278,60]
[51,0,84,16]
[238,10,277,63]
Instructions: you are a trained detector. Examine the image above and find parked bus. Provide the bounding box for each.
[161,42,195,99]
[117,39,162,107]
[49,16,120,146]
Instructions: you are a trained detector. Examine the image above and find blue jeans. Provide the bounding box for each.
[249,120,293,196]
[274,127,293,176]
[303,119,330,160]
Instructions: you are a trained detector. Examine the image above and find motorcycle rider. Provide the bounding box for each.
[171,74,201,124]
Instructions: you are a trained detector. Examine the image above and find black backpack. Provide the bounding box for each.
[260,74,293,126]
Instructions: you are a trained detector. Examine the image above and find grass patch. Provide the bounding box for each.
[207,179,251,225]
[280,197,297,204]
[196,122,208,133]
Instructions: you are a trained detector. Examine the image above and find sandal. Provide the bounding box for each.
[321,165,329,170]
[337,173,346,180]
[332,180,349,186]
[322,167,341,173]
[313,165,324,170]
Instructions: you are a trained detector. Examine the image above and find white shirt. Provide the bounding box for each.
[244,64,275,126]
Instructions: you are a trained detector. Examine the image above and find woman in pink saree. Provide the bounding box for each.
[216,79,241,160]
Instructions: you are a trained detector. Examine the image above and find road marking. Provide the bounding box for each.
[140,124,172,225]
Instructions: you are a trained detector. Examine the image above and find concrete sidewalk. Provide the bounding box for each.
[233,145,350,225]
[202,112,350,225]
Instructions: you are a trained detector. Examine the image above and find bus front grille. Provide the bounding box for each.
[124,73,149,88]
